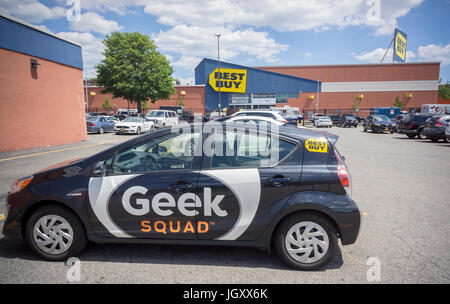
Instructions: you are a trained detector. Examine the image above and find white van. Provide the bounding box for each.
[117,108,138,116]
[145,110,179,127]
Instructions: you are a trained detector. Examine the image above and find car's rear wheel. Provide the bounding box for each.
[98,127,104,134]
[407,133,416,139]
[274,213,337,271]
[417,129,426,139]
[136,127,141,135]
[26,205,87,261]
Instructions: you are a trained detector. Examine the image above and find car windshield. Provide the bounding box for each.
[123,117,141,123]
[146,111,165,117]
[373,116,390,123]
[344,115,356,120]
[319,116,331,120]
[87,117,98,121]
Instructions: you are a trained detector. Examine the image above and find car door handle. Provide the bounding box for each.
[268,176,291,187]
[170,182,194,193]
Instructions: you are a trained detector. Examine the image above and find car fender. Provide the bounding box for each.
[257,190,360,248]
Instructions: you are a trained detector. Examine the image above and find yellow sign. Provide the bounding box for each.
[209,68,247,93]
[90,92,96,96]
[305,138,328,153]
[394,30,407,62]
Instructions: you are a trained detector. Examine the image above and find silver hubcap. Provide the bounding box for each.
[285,221,329,264]
[33,215,74,255]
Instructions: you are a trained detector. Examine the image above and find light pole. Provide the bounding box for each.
[316,74,320,113]
[215,34,221,115]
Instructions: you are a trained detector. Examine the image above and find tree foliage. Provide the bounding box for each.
[438,79,450,100]
[96,32,175,113]
[102,97,111,111]
[393,96,403,108]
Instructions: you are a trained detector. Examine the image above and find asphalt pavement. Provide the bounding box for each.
[0,127,449,283]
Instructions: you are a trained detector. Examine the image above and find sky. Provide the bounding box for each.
[1,0,449,84]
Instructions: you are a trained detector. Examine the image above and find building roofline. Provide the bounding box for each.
[254,61,441,69]
[0,11,81,47]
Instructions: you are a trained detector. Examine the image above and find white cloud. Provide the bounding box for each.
[304,52,312,57]
[141,0,424,36]
[69,12,123,35]
[153,24,289,65]
[0,0,65,23]
[354,47,416,63]
[417,44,450,66]
[56,31,105,75]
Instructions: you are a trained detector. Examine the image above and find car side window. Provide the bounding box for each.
[210,130,296,168]
[111,131,200,174]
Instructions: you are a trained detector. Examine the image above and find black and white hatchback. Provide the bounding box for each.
[3,122,360,270]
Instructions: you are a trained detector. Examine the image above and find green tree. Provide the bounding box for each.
[393,96,403,108]
[438,78,450,99]
[141,100,149,113]
[96,32,175,113]
[352,97,361,111]
[102,97,111,112]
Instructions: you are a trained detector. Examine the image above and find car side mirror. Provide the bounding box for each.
[93,161,105,177]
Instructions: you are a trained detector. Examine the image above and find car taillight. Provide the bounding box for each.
[409,123,414,128]
[282,120,287,123]
[436,119,443,127]
[334,150,351,190]
[89,123,95,126]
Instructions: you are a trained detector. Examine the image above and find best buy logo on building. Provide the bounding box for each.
[305,138,328,153]
[209,68,247,93]
[395,31,407,62]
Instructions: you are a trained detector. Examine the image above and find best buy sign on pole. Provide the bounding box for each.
[394,28,407,63]
[209,68,247,93]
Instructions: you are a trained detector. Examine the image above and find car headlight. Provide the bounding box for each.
[10,176,33,194]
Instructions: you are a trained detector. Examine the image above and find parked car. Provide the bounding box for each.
[217,115,287,126]
[87,112,108,117]
[397,114,431,139]
[86,116,115,134]
[363,115,395,133]
[113,114,127,121]
[114,117,155,135]
[314,116,333,128]
[310,113,324,123]
[328,114,342,126]
[145,110,179,128]
[422,115,450,142]
[2,123,360,270]
[231,110,287,123]
[338,114,358,128]
[446,122,450,141]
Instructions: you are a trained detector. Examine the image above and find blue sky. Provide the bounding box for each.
[1,0,449,84]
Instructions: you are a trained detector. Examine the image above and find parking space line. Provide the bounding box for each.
[0,140,121,163]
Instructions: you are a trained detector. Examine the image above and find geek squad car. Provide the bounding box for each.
[2,122,361,270]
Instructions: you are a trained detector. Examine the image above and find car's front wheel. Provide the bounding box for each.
[26,205,87,261]
[274,213,337,271]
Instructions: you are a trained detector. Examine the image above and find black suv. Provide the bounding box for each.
[338,114,358,128]
[2,122,361,270]
[363,115,395,133]
[422,115,450,142]
[397,114,431,139]
[328,114,342,126]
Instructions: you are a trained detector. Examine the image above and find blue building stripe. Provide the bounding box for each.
[0,15,83,70]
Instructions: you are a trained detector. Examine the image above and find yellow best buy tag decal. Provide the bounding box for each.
[305,138,328,153]
[395,31,407,61]
[209,68,247,93]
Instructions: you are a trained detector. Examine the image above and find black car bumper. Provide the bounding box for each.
[397,128,416,135]
[422,128,445,139]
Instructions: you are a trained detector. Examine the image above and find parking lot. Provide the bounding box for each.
[0,126,449,284]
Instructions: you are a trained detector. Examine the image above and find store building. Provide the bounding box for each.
[87,58,441,118]
[0,12,86,152]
